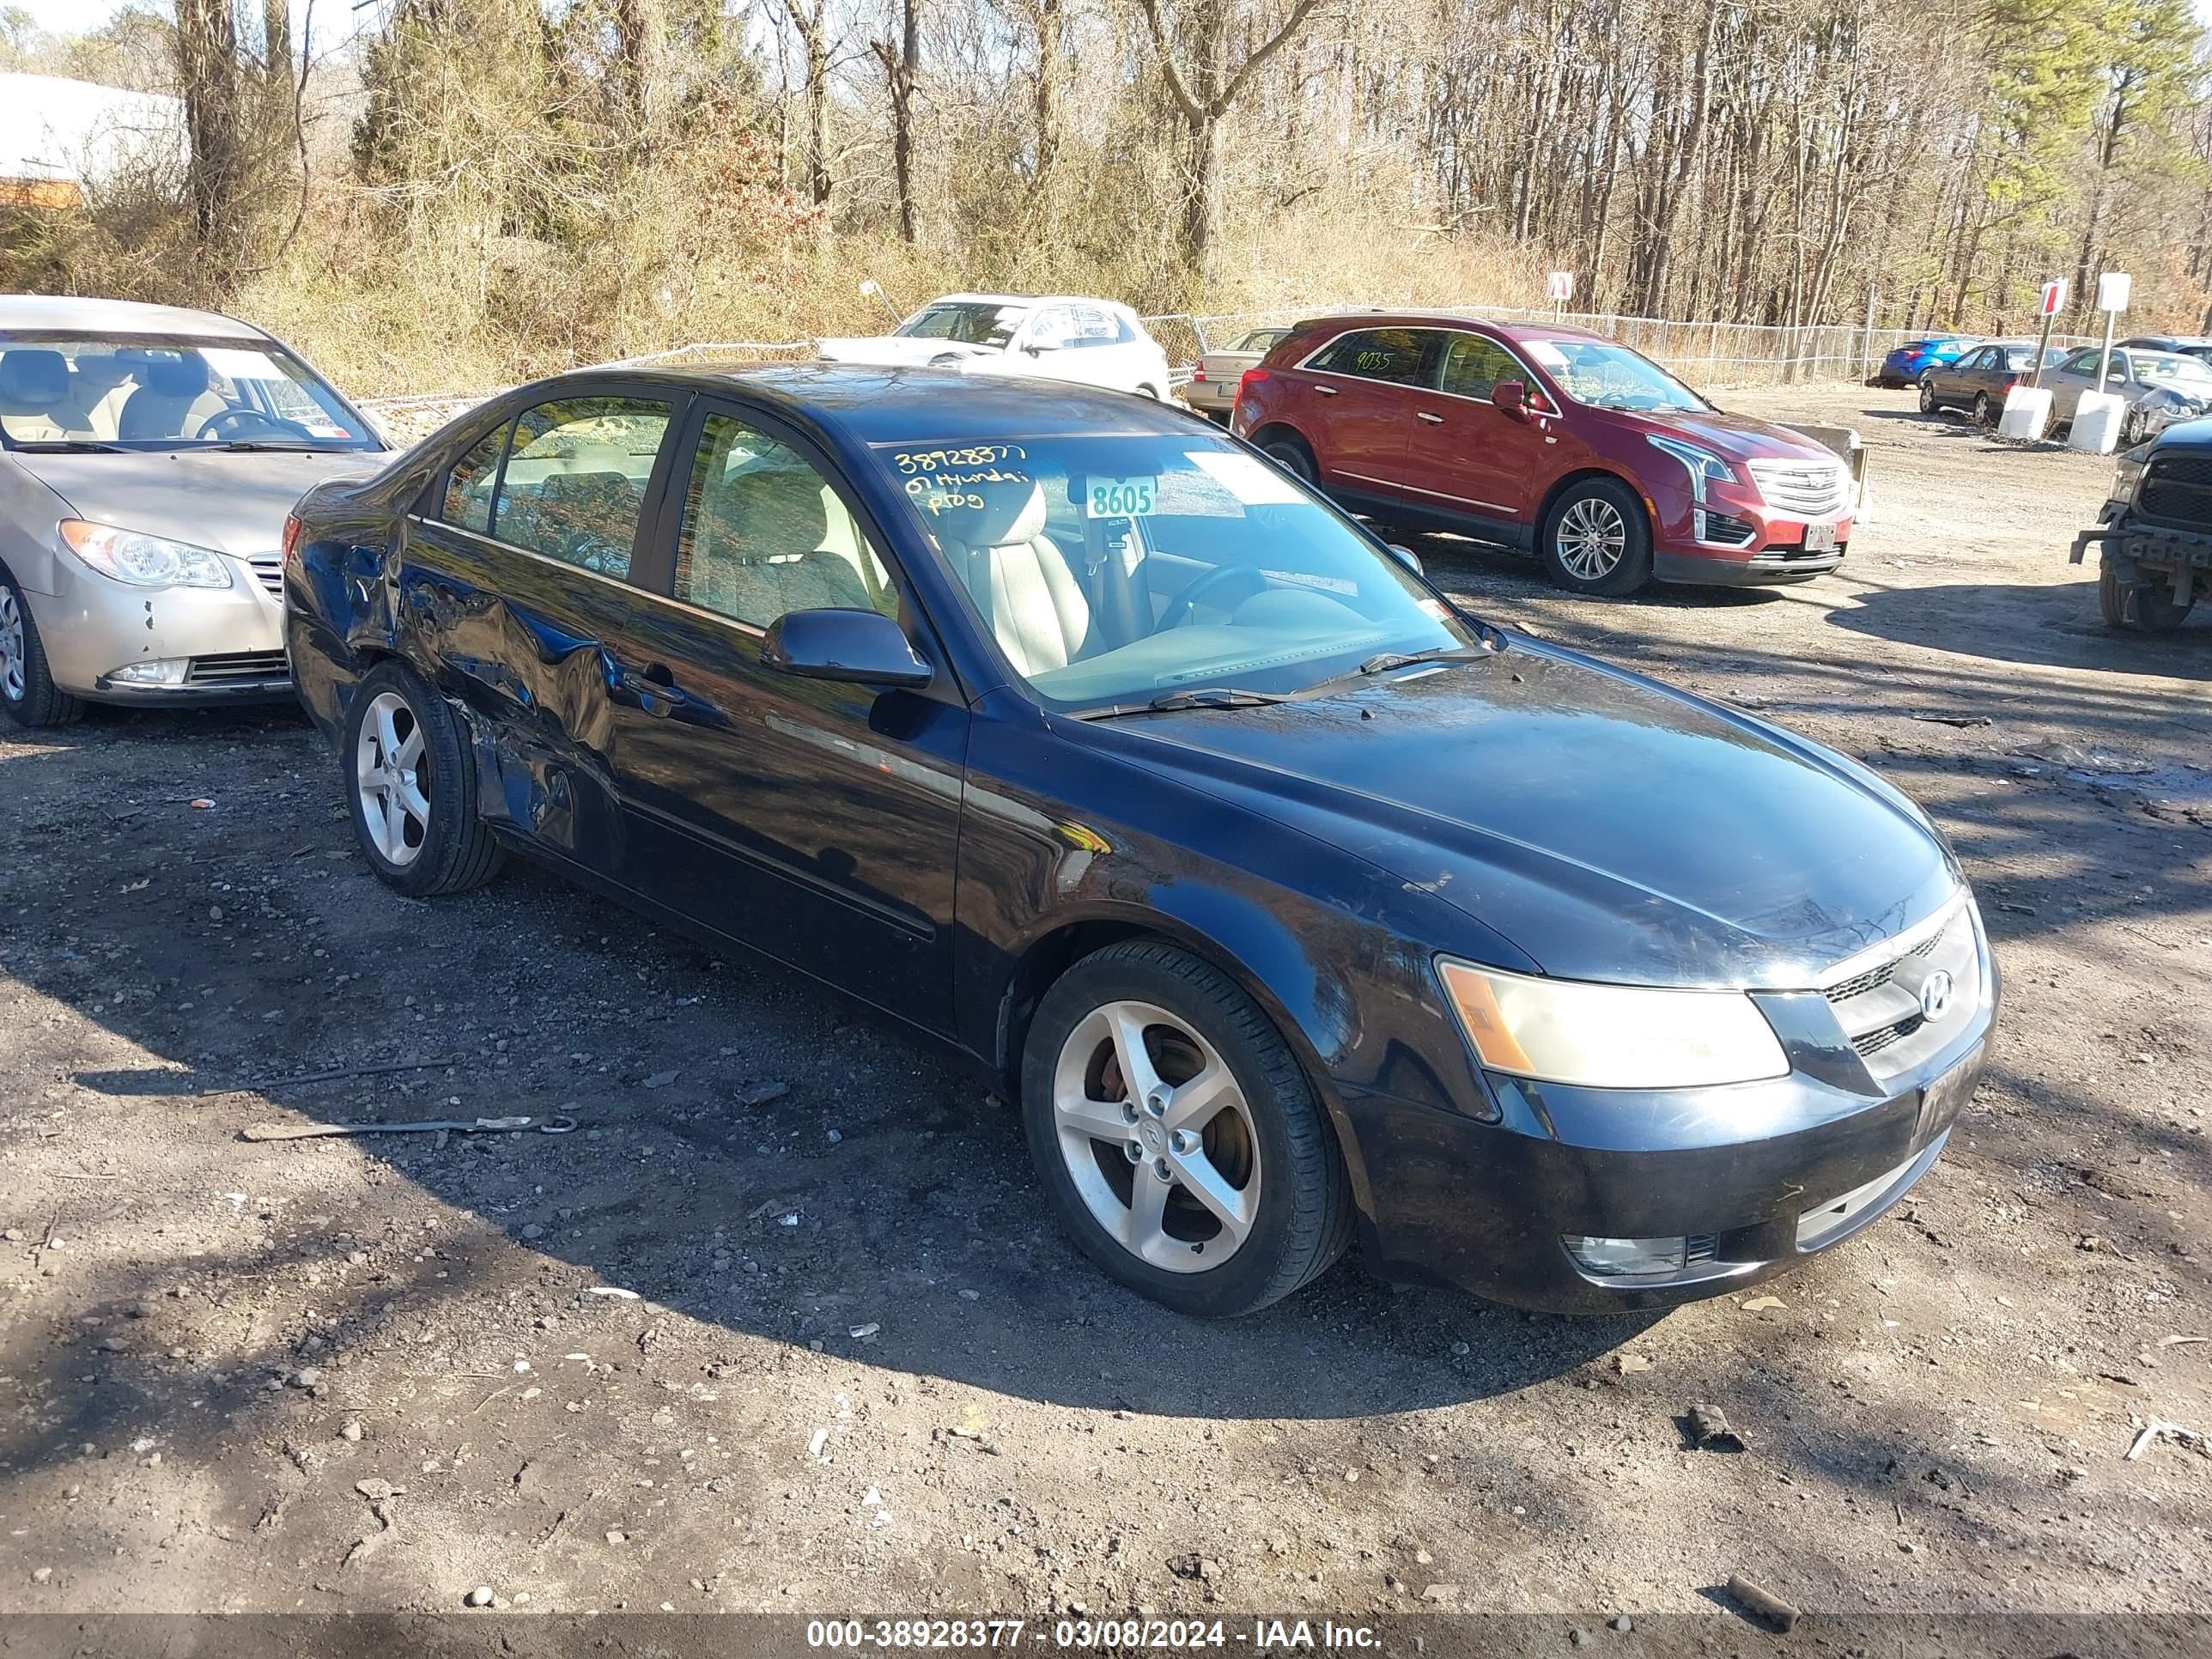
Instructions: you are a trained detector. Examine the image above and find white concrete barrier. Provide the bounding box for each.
[2068,391,2125,455]
[1999,385,2053,441]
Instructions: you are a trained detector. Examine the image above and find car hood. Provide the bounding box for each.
[816,336,1004,368]
[11,448,385,556]
[1612,409,1844,469]
[1107,642,1957,988]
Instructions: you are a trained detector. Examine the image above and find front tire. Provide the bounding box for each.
[2100,563,2196,632]
[342,660,504,896]
[0,571,84,729]
[1540,477,1653,595]
[1021,941,1353,1317]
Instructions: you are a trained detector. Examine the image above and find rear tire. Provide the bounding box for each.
[1260,433,1316,484]
[0,571,84,730]
[1021,940,1353,1317]
[342,660,505,897]
[2100,563,2196,632]
[1972,392,1995,428]
[1919,378,1941,415]
[1540,477,1653,596]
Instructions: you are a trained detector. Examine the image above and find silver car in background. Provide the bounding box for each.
[1182,325,1288,421]
[2046,344,2212,446]
[0,295,386,727]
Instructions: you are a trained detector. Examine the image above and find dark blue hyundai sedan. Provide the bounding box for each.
[283,365,1996,1317]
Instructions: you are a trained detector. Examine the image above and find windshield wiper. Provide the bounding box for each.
[213,440,331,452]
[1075,686,1293,720]
[1354,644,1498,676]
[9,439,125,453]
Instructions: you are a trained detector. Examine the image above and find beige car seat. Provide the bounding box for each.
[935,483,1092,675]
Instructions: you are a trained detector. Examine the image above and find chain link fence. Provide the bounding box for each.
[361,308,2086,441]
[1146,305,2041,391]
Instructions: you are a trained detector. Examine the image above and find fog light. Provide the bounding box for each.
[106,658,188,686]
[1565,1234,1688,1277]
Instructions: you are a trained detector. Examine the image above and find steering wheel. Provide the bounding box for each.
[1159,564,1271,629]
[195,406,314,441]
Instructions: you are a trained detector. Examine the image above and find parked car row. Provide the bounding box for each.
[0,289,1995,1325]
[1917,337,2212,442]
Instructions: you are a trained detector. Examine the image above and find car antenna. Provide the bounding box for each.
[859,278,903,327]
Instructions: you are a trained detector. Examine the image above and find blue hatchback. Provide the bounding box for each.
[1875,335,1980,388]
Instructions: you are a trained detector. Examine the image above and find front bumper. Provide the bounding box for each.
[1649,477,1851,585]
[28,545,290,704]
[1340,1010,1992,1313]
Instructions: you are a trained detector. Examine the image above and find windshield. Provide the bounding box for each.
[893,303,1028,349]
[1521,338,1711,413]
[873,433,1477,712]
[0,333,376,450]
[2136,352,2212,388]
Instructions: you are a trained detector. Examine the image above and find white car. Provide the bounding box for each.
[817,294,1175,400]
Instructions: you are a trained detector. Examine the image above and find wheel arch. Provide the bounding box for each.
[1248,421,1315,462]
[988,904,1379,1218]
[1534,466,1653,547]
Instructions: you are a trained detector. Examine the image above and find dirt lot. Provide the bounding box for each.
[0,385,2208,1642]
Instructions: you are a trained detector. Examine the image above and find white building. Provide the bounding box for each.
[0,72,186,205]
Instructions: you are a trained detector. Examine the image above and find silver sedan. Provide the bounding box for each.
[2045,345,2212,445]
[0,295,386,726]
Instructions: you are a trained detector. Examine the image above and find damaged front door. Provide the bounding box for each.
[606,400,968,1034]
[397,390,682,875]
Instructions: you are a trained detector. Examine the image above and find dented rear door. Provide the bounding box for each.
[394,391,686,884]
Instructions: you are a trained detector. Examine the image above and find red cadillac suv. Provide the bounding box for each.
[1230,313,1855,595]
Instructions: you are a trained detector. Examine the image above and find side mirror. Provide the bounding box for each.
[760,607,931,690]
[2109,368,2128,381]
[1388,544,1424,576]
[1494,379,1529,420]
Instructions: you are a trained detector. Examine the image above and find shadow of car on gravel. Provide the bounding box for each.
[1827,576,2210,677]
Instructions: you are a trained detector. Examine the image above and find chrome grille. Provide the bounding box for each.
[246,550,284,597]
[1820,897,1980,1083]
[1748,458,1850,517]
[185,651,289,687]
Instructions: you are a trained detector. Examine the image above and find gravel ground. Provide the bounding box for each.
[0,384,2207,1635]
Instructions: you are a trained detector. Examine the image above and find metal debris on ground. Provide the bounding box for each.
[241,1114,578,1141]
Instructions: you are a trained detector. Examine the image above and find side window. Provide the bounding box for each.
[1308,328,1437,386]
[1028,307,1076,348]
[2061,349,2102,376]
[491,396,671,578]
[674,410,896,629]
[441,422,509,533]
[1437,334,1523,400]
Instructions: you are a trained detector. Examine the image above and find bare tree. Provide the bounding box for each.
[872,0,921,242]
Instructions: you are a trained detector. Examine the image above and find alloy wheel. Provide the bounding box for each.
[1555,496,1627,581]
[1051,999,1261,1273]
[0,589,22,703]
[355,690,431,867]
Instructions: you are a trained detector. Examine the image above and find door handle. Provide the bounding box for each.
[1314,385,1339,397]
[1416,410,1445,424]
[617,661,684,712]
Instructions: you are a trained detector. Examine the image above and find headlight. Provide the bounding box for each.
[60,520,234,590]
[2111,445,2151,503]
[1646,434,1738,501]
[1437,958,1790,1090]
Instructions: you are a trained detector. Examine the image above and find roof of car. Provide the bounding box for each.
[1289,309,1614,344]
[0,293,269,339]
[637,362,1206,444]
[920,292,1133,313]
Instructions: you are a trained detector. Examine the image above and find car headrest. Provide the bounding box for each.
[140,353,210,398]
[932,481,1047,548]
[0,349,68,405]
[722,466,829,553]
